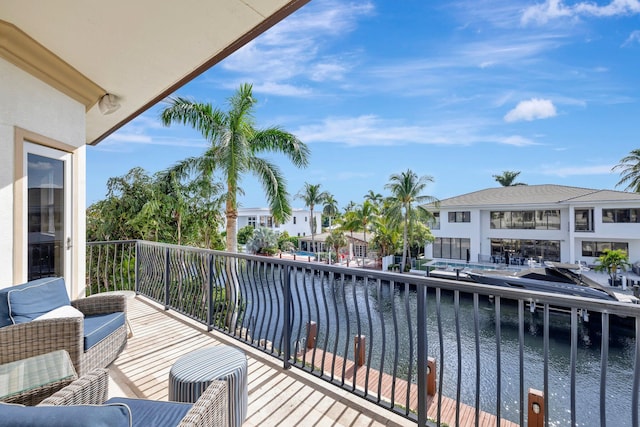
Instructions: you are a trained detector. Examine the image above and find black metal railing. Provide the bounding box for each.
[86,240,640,427]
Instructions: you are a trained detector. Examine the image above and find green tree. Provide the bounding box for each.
[323,194,339,231]
[364,190,384,208]
[385,169,438,273]
[594,249,631,285]
[613,149,640,192]
[296,182,329,254]
[246,227,278,255]
[160,83,310,253]
[493,170,526,186]
[237,225,255,245]
[325,230,347,264]
[353,200,378,266]
[369,215,400,258]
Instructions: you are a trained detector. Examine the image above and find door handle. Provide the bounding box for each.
[66,237,72,250]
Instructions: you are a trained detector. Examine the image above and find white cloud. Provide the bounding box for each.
[219,1,374,95]
[623,30,640,46]
[540,164,616,177]
[495,135,539,146]
[294,114,539,148]
[504,98,557,122]
[252,82,312,97]
[522,0,640,25]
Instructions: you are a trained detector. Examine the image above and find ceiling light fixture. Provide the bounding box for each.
[98,93,121,115]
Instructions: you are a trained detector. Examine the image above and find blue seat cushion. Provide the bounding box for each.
[6,277,70,324]
[84,312,126,351]
[105,397,192,427]
[0,402,131,427]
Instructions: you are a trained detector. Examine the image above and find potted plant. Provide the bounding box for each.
[594,249,630,286]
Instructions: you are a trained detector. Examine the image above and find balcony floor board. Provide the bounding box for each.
[108,295,416,427]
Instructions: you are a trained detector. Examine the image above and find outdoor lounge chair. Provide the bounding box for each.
[0,369,228,427]
[0,277,128,377]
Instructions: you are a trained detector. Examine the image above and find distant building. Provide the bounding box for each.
[235,208,322,238]
[423,184,640,266]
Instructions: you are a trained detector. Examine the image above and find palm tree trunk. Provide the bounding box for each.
[310,206,315,259]
[224,193,239,330]
[401,214,408,273]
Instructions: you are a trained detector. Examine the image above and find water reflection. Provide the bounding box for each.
[245,271,637,426]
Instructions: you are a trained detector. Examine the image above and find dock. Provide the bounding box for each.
[296,347,519,427]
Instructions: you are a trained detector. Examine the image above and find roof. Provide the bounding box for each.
[427,184,640,209]
[1,0,308,145]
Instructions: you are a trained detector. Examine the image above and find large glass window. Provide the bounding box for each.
[428,212,440,230]
[490,209,561,230]
[602,208,640,223]
[582,241,628,257]
[448,211,470,223]
[490,239,561,262]
[433,238,471,260]
[575,208,594,232]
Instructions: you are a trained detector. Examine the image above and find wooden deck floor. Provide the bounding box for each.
[109,295,518,426]
[296,348,518,427]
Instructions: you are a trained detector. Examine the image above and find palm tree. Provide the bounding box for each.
[325,230,347,265]
[339,210,361,264]
[613,149,640,192]
[353,200,378,266]
[385,169,438,273]
[493,171,526,186]
[160,83,310,253]
[364,190,383,208]
[323,194,339,231]
[296,183,329,255]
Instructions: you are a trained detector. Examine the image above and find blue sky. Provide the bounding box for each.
[87,0,640,210]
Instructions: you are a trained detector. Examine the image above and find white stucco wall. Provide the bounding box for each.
[235,208,321,237]
[0,58,86,294]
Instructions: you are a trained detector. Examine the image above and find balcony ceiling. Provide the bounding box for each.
[1,0,309,145]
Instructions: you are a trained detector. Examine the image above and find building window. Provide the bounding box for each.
[448,211,470,223]
[490,210,560,230]
[428,212,440,230]
[433,238,470,260]
[575,208,594,232]
[248,216,256,228]
[259,216,274,228]
[293,216,297,224]
[305,216,308,222]
[602,208,640,223]
[582,241,628,257]
[489,239,560,263]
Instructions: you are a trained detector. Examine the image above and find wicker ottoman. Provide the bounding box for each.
[169,346,248,427]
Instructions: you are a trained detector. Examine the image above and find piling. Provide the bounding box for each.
[427,357,436,396]
[354,335,366,366]
[528,388,544,427]
[306,321,317,349]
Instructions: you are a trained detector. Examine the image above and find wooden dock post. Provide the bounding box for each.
[354,335,366,366]
[427,357,436,396]
[306,321,317,349]
[528,388,544,427]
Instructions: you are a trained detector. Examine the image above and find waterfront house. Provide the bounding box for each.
[424,184,640,267]
[0,0,309,295]
[235,207,322,238]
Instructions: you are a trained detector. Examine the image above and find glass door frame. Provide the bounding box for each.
[13,128,76,293]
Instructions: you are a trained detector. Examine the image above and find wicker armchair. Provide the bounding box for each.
[0,294,127,376]
[39,369,229,427]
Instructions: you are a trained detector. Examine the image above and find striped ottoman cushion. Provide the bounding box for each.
[169,346,247,427]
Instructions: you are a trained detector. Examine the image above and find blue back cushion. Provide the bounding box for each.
[7,277,70,324]
[84,312,126,351]
[0,402,131,427]
[105,398,192,427]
